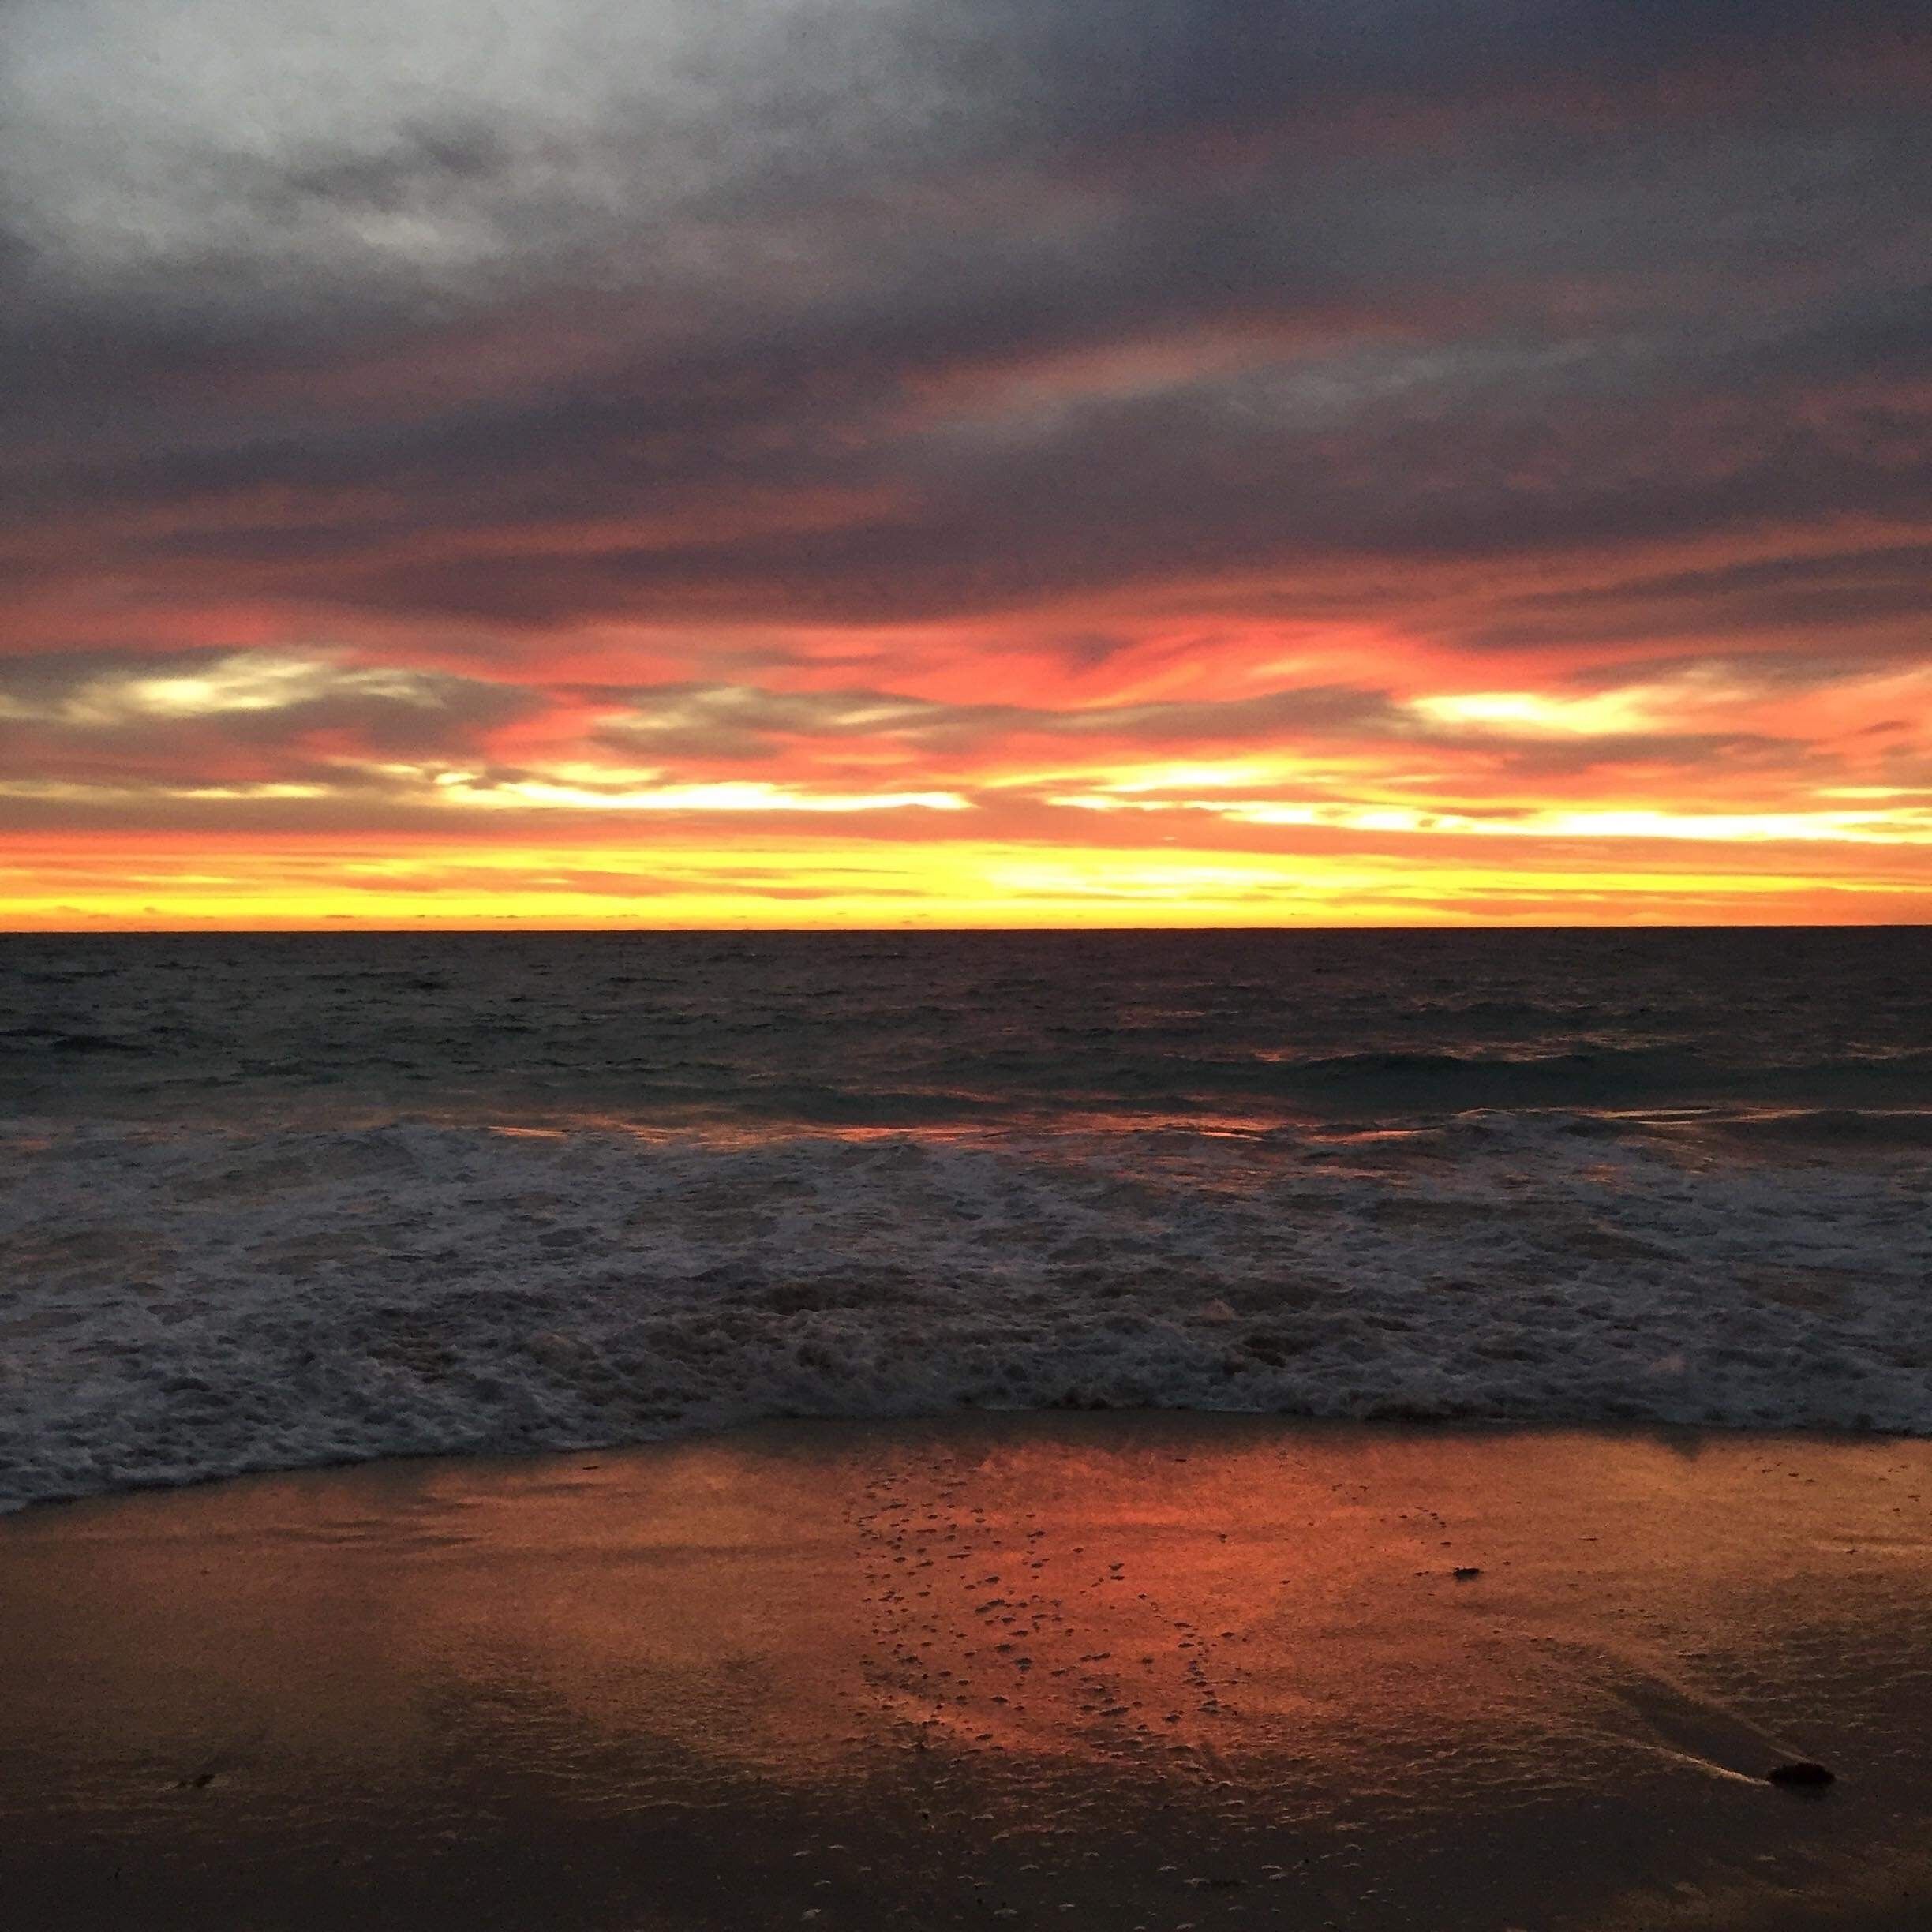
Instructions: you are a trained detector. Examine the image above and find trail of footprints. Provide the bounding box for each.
[852,1466,1242,1760]
[808,1457,1299,1927]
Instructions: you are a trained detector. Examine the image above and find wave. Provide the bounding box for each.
[0,1028,152,1055]
[12,1020,1931,1128]
[2,1114,1926,1511]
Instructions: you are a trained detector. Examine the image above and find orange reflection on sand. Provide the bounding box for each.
[6,1419,1932,1930]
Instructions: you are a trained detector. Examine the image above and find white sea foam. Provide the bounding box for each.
[2,1114,1928,1511]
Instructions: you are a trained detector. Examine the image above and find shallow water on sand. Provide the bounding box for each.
[3,1417,1930,1931]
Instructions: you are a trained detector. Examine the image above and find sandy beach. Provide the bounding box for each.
[3,1417,1930,1930]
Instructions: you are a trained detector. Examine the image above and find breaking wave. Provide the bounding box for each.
[3,1111,1927,1511]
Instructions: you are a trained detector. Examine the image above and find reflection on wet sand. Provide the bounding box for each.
[3,1417,1931,1930]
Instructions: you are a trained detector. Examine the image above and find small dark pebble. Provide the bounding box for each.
[1767,1762,1835,1788]
[1451,1567,1484,1580]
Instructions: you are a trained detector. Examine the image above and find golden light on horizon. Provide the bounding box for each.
[6,818,1926,931]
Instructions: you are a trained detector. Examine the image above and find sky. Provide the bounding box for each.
[2,0,1929,927]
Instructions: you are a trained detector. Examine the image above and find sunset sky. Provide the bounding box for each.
[3,0,1928,927]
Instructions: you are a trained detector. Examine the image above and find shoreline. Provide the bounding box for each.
[6,1413,1931,1929]
[10,1404,1932,1520]
[9,1405,1930,1525]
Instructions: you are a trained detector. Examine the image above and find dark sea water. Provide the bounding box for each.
[2,929,1928,1507]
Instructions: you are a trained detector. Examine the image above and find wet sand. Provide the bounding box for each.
[3,1417,1930,1930]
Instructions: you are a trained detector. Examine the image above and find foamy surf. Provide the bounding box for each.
[3,1112,1926,1511]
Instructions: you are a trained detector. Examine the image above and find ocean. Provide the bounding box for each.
[2,928,1927,1510]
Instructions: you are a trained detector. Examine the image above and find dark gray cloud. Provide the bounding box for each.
[0,0,1926,646]
[1468,545,1932,655]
